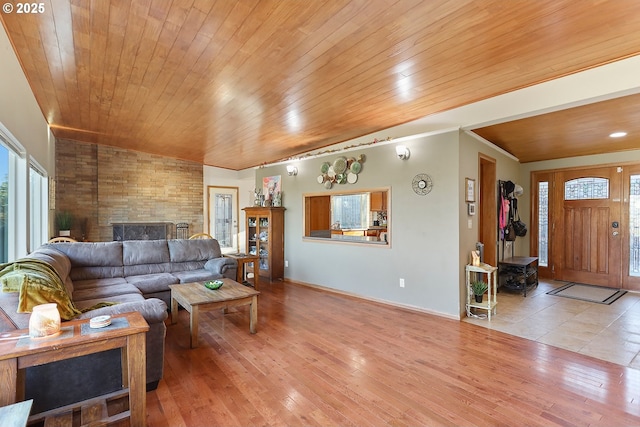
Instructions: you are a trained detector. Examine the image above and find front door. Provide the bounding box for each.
[553,166,622,287]
[207,186,239,254]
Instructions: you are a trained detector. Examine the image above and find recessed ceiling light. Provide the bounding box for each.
[609,131,627,138]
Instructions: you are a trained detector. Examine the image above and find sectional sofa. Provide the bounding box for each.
[0,238,237,413]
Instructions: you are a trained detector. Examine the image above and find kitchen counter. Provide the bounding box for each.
[330,234,386,243]
[304,229,388,244]
[330,227,387,242]
[331,227,387,234]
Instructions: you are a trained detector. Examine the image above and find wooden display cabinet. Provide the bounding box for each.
[243,207,285,281]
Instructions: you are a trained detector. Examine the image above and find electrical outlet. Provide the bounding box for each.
[285,260,289,267]
[399,278,405,288]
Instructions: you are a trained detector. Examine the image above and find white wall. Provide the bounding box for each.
[0,24,53,254]
[0,25,51,171]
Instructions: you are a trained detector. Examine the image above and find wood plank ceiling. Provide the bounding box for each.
[2,0,640,170]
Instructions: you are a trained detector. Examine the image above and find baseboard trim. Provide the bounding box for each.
[282,278,459,321]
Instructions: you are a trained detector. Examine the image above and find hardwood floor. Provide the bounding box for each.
[147,281,640,426]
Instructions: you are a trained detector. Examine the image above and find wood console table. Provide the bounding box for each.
[0,312,149,426]
[224,253,260,290]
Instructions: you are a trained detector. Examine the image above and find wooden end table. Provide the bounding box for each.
[0,312,149,427]
[0,399,32,427]
[498,256,539,297]
[224,253,260,290]
[170,279,260,348]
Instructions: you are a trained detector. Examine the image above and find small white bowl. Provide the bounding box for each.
[90,315,112,328]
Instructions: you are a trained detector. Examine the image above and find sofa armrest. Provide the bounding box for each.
[76,298,168,324]
[204,257,237,275]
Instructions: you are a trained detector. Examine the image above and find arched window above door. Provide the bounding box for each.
[564,177,609,200]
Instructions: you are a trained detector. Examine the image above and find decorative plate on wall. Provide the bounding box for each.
[333,156,347,174]
[350,161,362,174]
[318,153,366,188]
[412,173,433,196]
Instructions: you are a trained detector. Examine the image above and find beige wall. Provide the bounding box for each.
[458,132,521,315]
[255,132,463,317]
[56,139,204,241]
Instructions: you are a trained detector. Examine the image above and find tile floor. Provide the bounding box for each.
[463,279,640,370]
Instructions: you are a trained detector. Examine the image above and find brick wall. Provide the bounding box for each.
[55,139,203,242]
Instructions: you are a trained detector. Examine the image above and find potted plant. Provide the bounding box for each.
[55,211,73,236]
[471,280,488,303]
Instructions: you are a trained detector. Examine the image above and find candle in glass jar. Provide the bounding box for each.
[29,303,61,338]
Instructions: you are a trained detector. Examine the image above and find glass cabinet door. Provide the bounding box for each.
[258,216,269,271]
[247,214,270,273]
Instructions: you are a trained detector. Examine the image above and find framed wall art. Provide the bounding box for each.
[465,178,475,202]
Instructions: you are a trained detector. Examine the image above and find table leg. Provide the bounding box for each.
[249,295,258,334]
[126,332,147,427]
[0,358,18,406]
[171,296,178,324]
[190,305,199,348]
[253,265,259,291]
[236,261,244,283]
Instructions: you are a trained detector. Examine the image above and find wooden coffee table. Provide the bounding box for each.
[169,279,260,348]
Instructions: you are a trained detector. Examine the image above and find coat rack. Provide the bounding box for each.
[498,180,516,260]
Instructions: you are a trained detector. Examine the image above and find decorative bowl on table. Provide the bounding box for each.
[204,280,224,290]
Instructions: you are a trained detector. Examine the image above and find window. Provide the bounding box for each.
[629,175,640,276]
[0,123,32,261]
[30,161,48,251]
[213,193,232,248]
[564,177,609,200]
[0,143,8,262]
[331,193,370,229]
[303,189,389,245]
[538,181,549,267]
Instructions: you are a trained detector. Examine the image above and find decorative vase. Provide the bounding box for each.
[474,294,484,303]
[272,192,282,207]
[59,230,71,237]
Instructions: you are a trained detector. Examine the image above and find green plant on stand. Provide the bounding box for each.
[55,211,74,236]
[471,280,488,303]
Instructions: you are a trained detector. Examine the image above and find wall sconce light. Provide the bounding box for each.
[395,145,410,160]
[286,165,298,176]
[29,303,61,338]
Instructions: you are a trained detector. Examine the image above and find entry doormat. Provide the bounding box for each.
[547,283,627,305]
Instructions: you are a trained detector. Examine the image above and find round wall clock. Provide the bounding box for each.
[412,173,433,195]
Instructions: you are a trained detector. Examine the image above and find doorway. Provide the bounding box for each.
[532,165,640,291]
[207,186,239,254]
[479,154,497,267]
[552,166,622,287]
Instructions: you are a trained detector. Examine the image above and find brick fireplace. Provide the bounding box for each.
[55,139,204,242]
[112,222,174,241]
